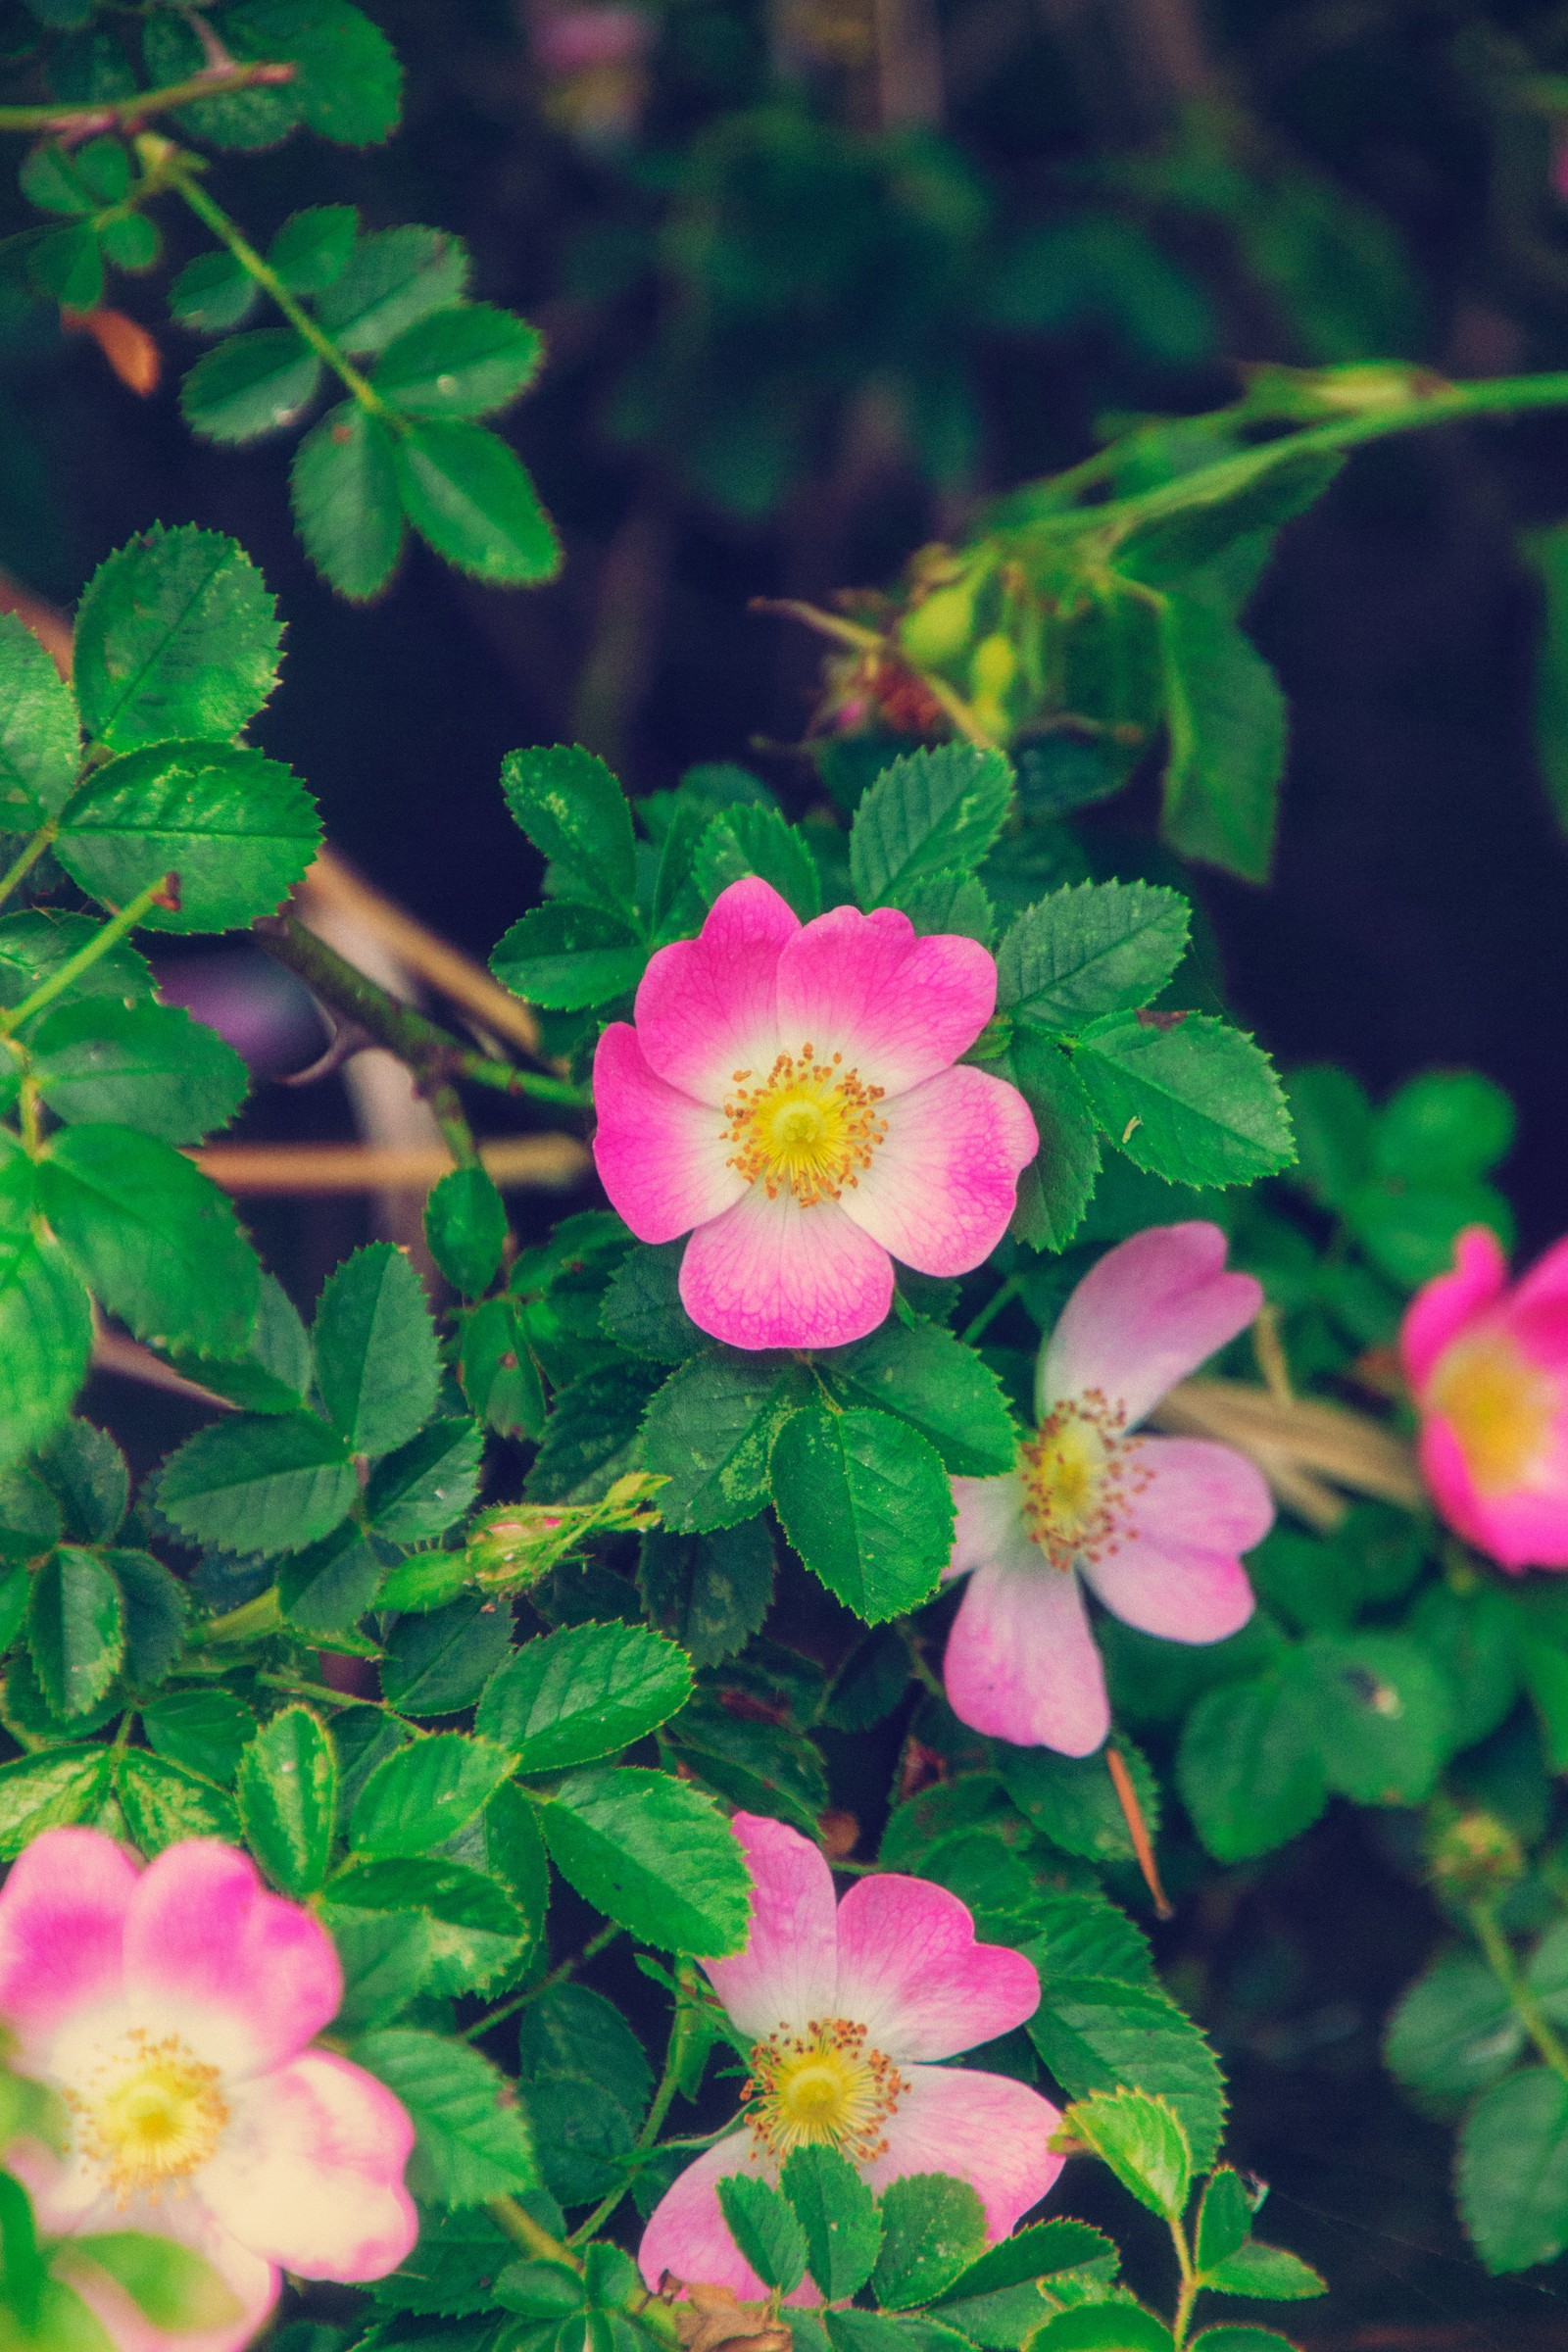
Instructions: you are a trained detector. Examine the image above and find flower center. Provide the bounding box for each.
[1429,1333,1556,1495]
[746,2019,906,2162]
[66,2030,227,2202]
[1019,1392,1147,1569]
[723,1046,887,1208]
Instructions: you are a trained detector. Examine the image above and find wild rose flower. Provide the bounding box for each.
[638,1811,1062,2298]
[1401,1224,1568,1570]
[943,1223,1273,1755]
[0,1831,416,2352]
[593,877,1037,1350]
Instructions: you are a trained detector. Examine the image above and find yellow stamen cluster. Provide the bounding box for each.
[65,2029,227,2202]
[1020,1389,1150,1570]
[723,1045,887,1208]
[745,2018,906,2162]
[1430,1333,1557,1495]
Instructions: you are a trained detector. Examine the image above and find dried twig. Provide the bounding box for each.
[1152,1376,1425,1531]
[193,1133,589,1196]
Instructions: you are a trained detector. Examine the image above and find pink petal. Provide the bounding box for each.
[773,906,997,1096]
[635,878,795,1104]
[1040,1222,1261,1426]
[0,1829,135,2066]
[54,2196,275,2352]
[946,1472,1028,1580]
[199,2052,416,2280]
[1420,1413,1568,1570]
[1401,1225,1509,1395]
[678,1183,894,1350]
[1078,1435,1267,1642]
[592,1023,745,1244]
[638,2133,775,2297]
[1509,1235,1568,1316]
[862,2066,1064,2240]
[843,1066,1038,1277]
[942,1555,1109,1756]
[702,1814,838,2036]
[832,1876,1039,2060]
[122,1842,341,2079]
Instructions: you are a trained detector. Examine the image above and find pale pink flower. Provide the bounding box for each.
[943,1223,1272,1755]
[593,877,1037,1350]
[638,1812,1061,2299]
[1401,1224,1568,1570]
[0,1832,416,2352]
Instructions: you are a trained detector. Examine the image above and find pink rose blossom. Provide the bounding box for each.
[943,1222,1273,1755]
[592,877,1037,1350]
[0,1832,416,2352]
[1401,1224,1568,1570]
[638,1812,1062,2298]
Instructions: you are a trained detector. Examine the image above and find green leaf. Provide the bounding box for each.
[1117,451,1342,589]
[818,1319,1016,1478]
[276,1522,388,1635]
[236,1705,337,1896]
[477,1621,692,1772]
[36,1417,128,1546]
[368,2206,518,2315]
[1189,2331,1299,2352]
[72,524,281,754]
[316,227,470,354]
[460,1296,546,1442]
[824,2317,974,2352]
[718,2176,808,2297]
[1064,2087,1191,2221]
[394,421,561,586]
[1384,1948,1522,2107]
[157,1411,356,1556]
[269,206,358,293]
[872,2176,988,2308]
[26,1547,121,1719]
[1458,2066,1568,2272]
[539,1763,751,1951]
[116,1749,239,1852]
[1000,1740,1158,1864]
[526,1360,662,1505]
[1176,1672,1327,1863]
[664,1694,828,1836]
[315,1243,441,1458]
[30,1000,248,1142]
[40,1124,260,1356]
[142,1689,255,1786]
[425,1168,508,1298]
[1006,1036,1102,1251]
[897,869,996,946]
[57,743,322,935]
[638,1522,774,1668]
[693,803,821,921]
[328,1854,527,1995]
[374,305,544,419]
[1156,594,1286,883]
[0,912,153,1032]
[1072,1014,1294,1185]
[998,884,1189,1034]
[180,330,321,446]
[642,1350,808,1533]
[514,1982,651,2205]
[849,745,1014,909]
[1282,1064,1373,1209]
[491,902,646,1010]
[1195,2170,1252,2272]
[1202,2243,1325,2300]
[381,1595,514,1718]
[602,1244,704,1364]
[1528,519,1568,837]
[0,1475,59,1565]
[0,612,78,826]
[782,2145,882,2301]
[0,1192,92,1474]
[71,2235,241,2332]
[1298,1631,1454,1805]
[1376,1070,1515,1181]
[500,744,637,915]
[0,1743,110,1856]
[28,225,102,311]
[170,249,259,334]
[351,1733,513,1859]
[1031,2322,1174,2352]
[220,0,402,145]
[366,1419,484,1544]
[1030,1982,1226,2172]
[355,2029,538,2206]
[291,403,406,602]
[771,1399,953,1623]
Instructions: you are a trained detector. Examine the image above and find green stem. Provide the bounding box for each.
[489,2193,583,2274]
[896,1617,947,1702]
[0,822,59,914]
[0,869,172,1035]
[960,1272,1023,1346]
[566,1959,701,2247]
[193,1588,284,1648]
[1472,1903,1568,2084]
[455,1052,589,1110]
[0,61,295,134]
[459,1923,624,2042]
[1168,2217,1199,2351]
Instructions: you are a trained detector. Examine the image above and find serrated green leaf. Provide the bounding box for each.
[107,1551,186,1689]
[381,1596,514,1718]
[328,1853,526,1995]
[1031,1983,1225,2174]
[116,1748,239,1852]
[1384,1948,1522,2108]
[317,227,470,354]
[269,206,358,292]
[1062,2087,1191,2221]
[0,912,153,1031]
[491,902,646,1010]
[291,402,406,602]
[817,1319,1016,1478]
[72,524,281,754]
[1034,2315,1173,2352]
[1176,1671,1327,1864]
[1202,2242,1325,2300]
[663,1694,828,1836]
[1458,2066,1568,2273]
[368,2205,517,2315]
[500,744,637,914]
[374,305,543,419]
[1298,1632,1454,1805]
[367,1419,484,1544]
[693,803,821,921]
[637,1522,774,1667]
[849,745,1014,909]
[27,1546,122,1718]
[477,1621,692,1772]
[172,0,401,147]
[169,249,259,334]
[1156,594,1285,884]
[355,2028,537,2206]
[896,868,996,946]
[1195,2170,1252,2272]
[1000,1740,1158,1864]
[276,1522,387,1635]
[771,1398,953,1623]
[526,1360,662,1506]
[539,1763,751,1952]
[1073,1013,1293,1185]
[180,330,321,446]
[30,1000,248,1142]
[0,611,78,826]
[998,884,1190,1033]
[641,1350,808,1533]
[718,2176,808,2297]
[1006,1035,1103,1252]
[0,1190,92,1474]
[157,1410,356,1556]
[872,2175,987,2308]
[424,1167,508,1299]
[351,1733,513,1859]
[315,1243,441,1458]
[781,2145,882,2301]
[35,1416,128,1546]
[0,1743,111,1856]
[515,1983,651,2206]
[601,1243,703,1364]
[460,1296,546,1442]
[394,421,560,586]
[142,1690,255,1786]
[236,1706,336,1896]
[1117,451,1341,590]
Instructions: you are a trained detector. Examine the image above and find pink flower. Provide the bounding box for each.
[1401,1224,1568,1570]
[638,1812,1062,2299]
[592,878,1037,1350]
[943,1223,1273,1755]
[0,1832,416,2352]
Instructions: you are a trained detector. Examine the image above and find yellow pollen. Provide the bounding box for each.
[66,2030,227,2203]
[723,1047,887,1208]
[1429,1333,1557,1495]
[746,2019,906,2162]
[1020,1391,1149,1570]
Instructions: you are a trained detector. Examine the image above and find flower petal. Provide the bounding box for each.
[833,1876,1039,2061]
[1401,1225,1509,1395]
[199,2052,416,2279]
[122,1841,341,2079]
[1039,1221,1261,1426]
[1078,1435,1267,1642]
[679,1184,894,1350]
[946,1473,1028,1581]
[634,877,795,1104]
[702,1813,838,2036]
[862,2066,1064,2240]
[592,1023,745,1244]
[944,1554,1108,1755]
[0,1829,135,2066]
[1420,1412,1568,1570]
[843,1066,1037,1277]
[774,906,997,1096]
[638,2134,774,2298]
[53,2191,275,2352]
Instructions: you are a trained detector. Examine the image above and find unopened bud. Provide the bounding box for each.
[464,1471,666,1592]
[898,579,978,668]
[1423,1800,1524,1902]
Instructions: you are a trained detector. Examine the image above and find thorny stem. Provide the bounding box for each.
[0,61,295,135]
[1471,1902,1568,2085]
[459,1923,624,2041]
[566,1959,703,2248]
[0,869,174,1035]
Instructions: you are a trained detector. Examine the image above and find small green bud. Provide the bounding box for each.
[1423,1799,1524,1902]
